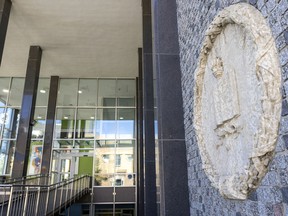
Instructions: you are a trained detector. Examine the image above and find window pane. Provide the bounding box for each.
[32,108,46,139]
[57,79,78,106]
[27,141,43,175]
[96,109,116,139]
[0,78,10,106]
[98,79,116,106]
[117,98,135,107]
[2,108,20,139]
[53,140,73,148]
[94,140,116,186]
[116,79,136,97]
[0,140,15,175]
[0,108,5,133]
[8,78,24,106]
[117,109,135,139]
[76,109,95,139]
[36,78,50,106]
[55,109,75,139]
[78,79,97,106]
[75,140,94,148]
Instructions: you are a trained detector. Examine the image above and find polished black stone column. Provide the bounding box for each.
[142,0,157,215]
[0,0,11,65]
[12,46,42,178]
[137,48,144,216]
[152,1,190,215]
[41,76,59,175]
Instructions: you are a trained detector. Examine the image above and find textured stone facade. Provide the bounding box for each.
[176,0,288,215]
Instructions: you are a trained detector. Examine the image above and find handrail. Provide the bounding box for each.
[0,175,91,216]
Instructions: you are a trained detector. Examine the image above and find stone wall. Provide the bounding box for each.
[176,0,288,215]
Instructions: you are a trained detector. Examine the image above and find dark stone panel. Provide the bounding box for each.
[142,0,151,15]
[115,187,135,202]
[143,54,154,111]
[153,0,180,54]
[159,140,189,216]
[281,187,288,204]
[12,46,42,178]
[137,48,145,216]
[144,110,156,161]
[93,187,114,203]
[142,15,152,54]
[282,99,288,116]
[144,160,157,216]
[0,0,11,65]
[157,54,185,140]
[41,76,59,174]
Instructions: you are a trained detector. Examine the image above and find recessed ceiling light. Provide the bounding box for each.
[78,90,82,94]
[119,117,124,120]
[37,116,42,119]
[40,89,46,94]
[64,116,69,119]
[2,89,9,93]
[90,116,95,119]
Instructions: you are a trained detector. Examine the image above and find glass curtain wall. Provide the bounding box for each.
[0,77,50,176]
[52,78,136,189]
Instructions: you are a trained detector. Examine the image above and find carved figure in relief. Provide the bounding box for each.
[212,57,241,150]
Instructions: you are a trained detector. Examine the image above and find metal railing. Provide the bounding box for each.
[0,175,90,216]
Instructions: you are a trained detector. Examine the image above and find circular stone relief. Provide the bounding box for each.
[193,3,281,200]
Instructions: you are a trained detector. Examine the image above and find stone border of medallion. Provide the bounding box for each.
[193,3,282,199]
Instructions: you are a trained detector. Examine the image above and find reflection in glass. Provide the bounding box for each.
[36,78,50,106]
[78,79,97,106]
[98,79,116,106]
[75,140,94,149]
[55,109,75,139]
[53,140,73,148]
[0,78,10,106]
[0,140,15,175]
[117,98,135,107]
[96,109,116,139]
[0,108,5,133]
[116,79,136,97]
[8,78,24,106]
[117,109,135,139]
[57,79,78,106]
[2,108,20,139]
[76,109,95,139]
[32,108,46,139]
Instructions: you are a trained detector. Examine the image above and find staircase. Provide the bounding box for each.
[0,174,91,216]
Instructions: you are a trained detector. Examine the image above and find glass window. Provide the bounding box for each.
[117,98,135,107]
[74,140,94,149]
[8,78,24,106]
[78,79,97,106]
[36,78,50,106]
[0,140,15,175]
[96,108,116,139]
[117,109,135,139]
[0,107,6,133]
[2,108,20,139]
[116,79,136,97]
[57,79,78,106]
[0,78,10,106]
[53,140,73,148]
[32,108,46,139]
[55,109,75,139]
[76,109,95,139]
[98,79,116,106]
[115,154,121,167]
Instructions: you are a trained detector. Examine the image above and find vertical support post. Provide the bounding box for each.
[151,0,190,215]
[142,0,157,215]
[41,76,59,174]
[11,46,42,178]
[0,0,11,65]
[137,48,144,216]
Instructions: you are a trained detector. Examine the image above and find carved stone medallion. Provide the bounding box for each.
[193,3,281,200]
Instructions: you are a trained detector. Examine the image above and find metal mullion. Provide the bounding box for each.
[0,77,11,141]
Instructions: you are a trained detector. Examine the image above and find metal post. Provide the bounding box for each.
[22,187,29,216]
[35,187,41,216]
[6,186,13,216]
[44,187,50,215]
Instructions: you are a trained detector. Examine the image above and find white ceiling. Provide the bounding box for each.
[0,0,142,78]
